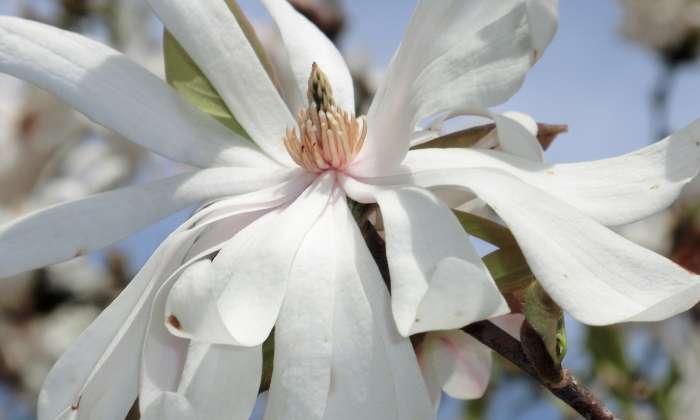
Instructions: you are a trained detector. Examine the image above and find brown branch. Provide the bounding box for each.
[463,321,615,420]
[360,220,616,420]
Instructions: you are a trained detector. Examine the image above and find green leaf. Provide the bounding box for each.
[482,246,534,294]
[454,210,516,248]
[162,0,279,139]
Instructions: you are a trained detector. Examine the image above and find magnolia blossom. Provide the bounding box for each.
[1,0,700,419]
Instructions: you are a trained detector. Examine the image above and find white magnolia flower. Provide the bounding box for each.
[0,0,699,419]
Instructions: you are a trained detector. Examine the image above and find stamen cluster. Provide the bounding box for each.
[283,63,367,173]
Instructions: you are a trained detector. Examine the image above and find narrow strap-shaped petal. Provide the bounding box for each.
[0,16,272,169]
[353,0,558,176]
[261,0,355,113]
[372,118,700,226]
[178,342,261,420]
[264,189,340,420]
[419,330,492,406]
[147,0,296,164]
[341,180,508,336]
[0,167,297,277]
[391,168,700,325]
[37,227,200,420]
[322,193,434,420]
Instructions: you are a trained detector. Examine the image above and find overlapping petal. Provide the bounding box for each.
[262,0,354,113]
[141,262,261,420]
[353,0,558,176]
[389,168,700,325]
[146,0,296,164]
[341,179,509,336]
[37,228,199,420]
[366,118,700,226]
[324,196,434,419]
[0,167,299,277]
[166,173,335,347]
[264,189,340,420]
[0,16,272,169]
[419,330,492,407]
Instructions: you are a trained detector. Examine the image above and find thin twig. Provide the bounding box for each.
[360,220,616,420]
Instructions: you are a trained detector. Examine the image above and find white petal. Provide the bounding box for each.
[167,173,334,346]
[141,260,261,420]
[179,342,261,420]
[0,16,270,169]
[353,0,555,176]
[491,112,544,162]
[420,330,492,401]
[378,118,700,226]
[38,228,200,420]
[526,0,559,61]
[341,182,508,335]
[323,193,434,419]
[140,393,194,420]
[264,190,341,420]
[262,0,354,113]
[0,167,297,277]
[391,168,700,325]
[147,0,296,164]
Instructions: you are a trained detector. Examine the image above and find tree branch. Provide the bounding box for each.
[359,220,616,420]
[463,321,615,420]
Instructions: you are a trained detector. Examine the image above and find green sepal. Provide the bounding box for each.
[482,246,534,295]
[454,210,516,248]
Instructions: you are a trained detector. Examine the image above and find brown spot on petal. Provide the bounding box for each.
[547,170,555,175]
[74,248,86,258]
[167,315,182,330]
[17,112,38,143]
[71,396,82,411]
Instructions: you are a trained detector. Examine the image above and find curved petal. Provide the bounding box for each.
[0,16,271,169]
[353,0,557,176]
[262,0,354,113]
[147,0,296,164]
[420,330,492,402]
[341,181,508,336]
[37,228,200,420]
[178,342,261,420]
[0,167,298,277]
[141,260,261,420]
[167,173,335,346]
[264,189,341,420]
[390,168,700,325]
[322,192,434,420]
[371,118,700,226]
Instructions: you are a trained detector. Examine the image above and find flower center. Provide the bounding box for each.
[283,63,366,173]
